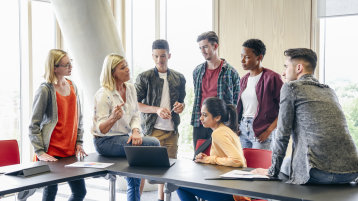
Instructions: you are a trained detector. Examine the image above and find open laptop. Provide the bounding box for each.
[124,146,176,167]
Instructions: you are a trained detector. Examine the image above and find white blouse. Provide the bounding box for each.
[92,82,141,137]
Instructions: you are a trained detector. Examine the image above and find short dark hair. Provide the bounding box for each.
[242,39,266,57]
[197,31,219,45]
[284,48,317,71]
[152,39,170,52]
[202,97,238,132]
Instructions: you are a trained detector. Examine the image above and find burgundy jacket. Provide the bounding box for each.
[237,68,283,137]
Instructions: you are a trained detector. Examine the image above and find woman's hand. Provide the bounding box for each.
[194,152,208,163]
[38,153,58,162]
[76,144,88,159]
[127,128,143,146]
[110,103,125,121]
[251,168,269,176]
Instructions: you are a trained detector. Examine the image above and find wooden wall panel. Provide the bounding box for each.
[218,0,312,77]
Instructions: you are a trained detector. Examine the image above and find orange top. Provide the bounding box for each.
[47,80,78,157]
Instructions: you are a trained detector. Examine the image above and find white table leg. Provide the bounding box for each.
[106,174,116,201]
[164,183,178,201]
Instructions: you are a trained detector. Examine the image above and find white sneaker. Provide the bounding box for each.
[17,188,36,201]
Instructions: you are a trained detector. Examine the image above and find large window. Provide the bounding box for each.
[125,0,156,79]
[0,1,21,144]
[0,0,57,162]
[31,1,56,92]
[125,0,213,158]
[320,15,358,146]
[166,0,212,158]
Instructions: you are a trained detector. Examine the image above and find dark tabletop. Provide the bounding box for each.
[84,153,358,201]
[1,153,358,201]
[0,155,106,196]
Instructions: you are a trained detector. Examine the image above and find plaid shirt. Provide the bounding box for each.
[191,59,240,127]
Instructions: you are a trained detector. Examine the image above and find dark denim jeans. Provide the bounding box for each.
[281,157,358,184]
[94,134,160,201]
[176,187,234,201]
[308,168,358,184]
[42,179,86,201]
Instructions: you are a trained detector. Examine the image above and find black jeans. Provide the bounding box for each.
[192,125,212,150]
[42,178,86,201]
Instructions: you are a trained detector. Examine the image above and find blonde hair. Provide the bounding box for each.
[100,53,126,91]
[44,49,67,84]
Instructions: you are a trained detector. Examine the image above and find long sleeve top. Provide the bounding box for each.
[202,124,247,167]
[191,59,240,127]
[269,74,358,184]
[92,82,141,137]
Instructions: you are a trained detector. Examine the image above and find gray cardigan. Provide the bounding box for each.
[269,74,358,184]
[29,80,83,156]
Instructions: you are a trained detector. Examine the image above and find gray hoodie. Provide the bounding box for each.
[29,80,83,156]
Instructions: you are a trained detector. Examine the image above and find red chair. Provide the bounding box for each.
[243,148,272,169]
[195,139,211,156]
[0,140,20,167]
[0,140,36,200]
[234,148,272,201]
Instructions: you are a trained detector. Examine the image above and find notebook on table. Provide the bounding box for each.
[124,146,176,167]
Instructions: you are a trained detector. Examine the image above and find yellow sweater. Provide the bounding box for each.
[203,124,247,168]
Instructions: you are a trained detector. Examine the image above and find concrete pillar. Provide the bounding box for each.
[51,0,124,150]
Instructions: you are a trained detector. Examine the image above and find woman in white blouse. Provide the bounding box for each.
[92,53,160,201]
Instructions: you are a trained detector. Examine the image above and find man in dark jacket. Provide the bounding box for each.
[135,39,186,200]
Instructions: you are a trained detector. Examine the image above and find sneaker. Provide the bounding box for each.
[17,188,36,201]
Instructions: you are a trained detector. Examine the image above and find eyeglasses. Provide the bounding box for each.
[55,59,73,68]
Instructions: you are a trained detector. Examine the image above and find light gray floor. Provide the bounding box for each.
[2,177,180,201]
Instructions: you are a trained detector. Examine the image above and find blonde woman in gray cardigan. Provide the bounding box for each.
[29,49,87,201]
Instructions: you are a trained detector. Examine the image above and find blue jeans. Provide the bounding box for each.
[42,179,86,201]
[239,117,273,150]
[281,157,358,184]
[94,135,160,201]
[177,187,234,201]
[308,168,358,184]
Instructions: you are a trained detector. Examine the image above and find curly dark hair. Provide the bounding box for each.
[242,39,266,58]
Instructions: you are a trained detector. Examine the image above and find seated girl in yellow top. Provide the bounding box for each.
[177,97,247,201]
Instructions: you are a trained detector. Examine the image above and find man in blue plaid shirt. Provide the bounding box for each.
[191,31,240,150]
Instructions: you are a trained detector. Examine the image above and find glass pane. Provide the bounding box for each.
[32,1,56,92]
[126,0,156,79]
[0,1,21,141]
[167,0,213,158]
[322,15,358,146]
